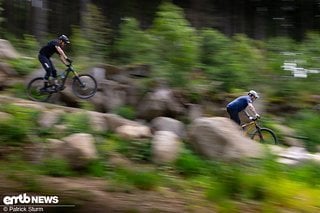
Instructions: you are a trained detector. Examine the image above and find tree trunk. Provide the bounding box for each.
[32,0,48,43]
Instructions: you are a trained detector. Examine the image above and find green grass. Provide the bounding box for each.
[1,103,320,212]
[287,109,320,152]
[112,167,160,190]
[61,112,93,134]
[40,157,74,177]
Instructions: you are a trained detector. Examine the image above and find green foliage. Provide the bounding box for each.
[288,161,320,187]
[112,105,136,120]
[6,82,28,99]
[150,2,200,87]
[174,149,208,176]
[113,167,160,190]
[84,159,106,177]
[288,110,320,152]
[41,157,74,177]
[199,28,231,69]
[21,34,40,56]
[62,112,92,134]
[298,32,320,68]
[0,155,43,192]
[114,17,156,64]
[214,34,265,91]
[118,139,152,162]
[0,104,39,145]
[9,57,39,76]
[0,117,28,145]
[82,3,111,60]
[70,26,91,58]
[99,134,152,162]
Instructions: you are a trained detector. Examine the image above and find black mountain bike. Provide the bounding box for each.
[27,62,97,102]
[242,117,278,145]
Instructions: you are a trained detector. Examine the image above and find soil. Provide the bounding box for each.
[0,175,217,213]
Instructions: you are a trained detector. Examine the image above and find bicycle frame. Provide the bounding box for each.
[241,118,261,137]
[58,65,81,88]
[241,117,278,144]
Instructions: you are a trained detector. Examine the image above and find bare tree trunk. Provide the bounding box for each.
[80,0,90,29]
[31,0,48,42]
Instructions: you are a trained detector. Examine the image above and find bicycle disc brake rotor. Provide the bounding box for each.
[76,76,95,95]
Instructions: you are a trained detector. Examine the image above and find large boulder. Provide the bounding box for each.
[137,87,185,121]
[87,111,109,132]
[103,113,138,131]
[0,39,20,59]
[48,133,98,168]
[100,80,128,111]
[152,131,182,164]
[151,117,186,139]
[188,117,263,161]
[38,109,64,128]
[115,124,152,140]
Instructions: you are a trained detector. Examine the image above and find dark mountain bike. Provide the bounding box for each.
[27,62,97,102]
[242,116,278,145]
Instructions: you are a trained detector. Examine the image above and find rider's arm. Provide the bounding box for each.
[247,103,260,117]
[55,45,69,65]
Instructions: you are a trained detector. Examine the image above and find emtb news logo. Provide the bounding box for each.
[2,193,59,205]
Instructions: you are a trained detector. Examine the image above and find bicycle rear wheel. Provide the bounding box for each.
[251,128,278,145]
[26,77,52,102]
[72,74,97,99]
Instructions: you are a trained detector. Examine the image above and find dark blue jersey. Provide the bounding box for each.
[39,40,59,58]
[226,95,252,112]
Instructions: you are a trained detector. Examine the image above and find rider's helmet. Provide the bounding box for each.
[58,35,70,44]
[248,90,259,98]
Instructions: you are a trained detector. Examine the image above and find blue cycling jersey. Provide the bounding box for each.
[226,95,252,112]
[39,39,59,58]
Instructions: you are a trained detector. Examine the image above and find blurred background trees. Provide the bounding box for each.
[0,0,319,147]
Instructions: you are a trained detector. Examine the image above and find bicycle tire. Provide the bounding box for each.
[72,74,97,99]
[26,77,52,102]
[251,128,278,145]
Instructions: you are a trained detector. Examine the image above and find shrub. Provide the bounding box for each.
[9,57,39,76]
[288,110,320,152]
[113,105,136,120]
[174,149,207,177]
[41,157,74,177]
[114,168,160,190]
[150,2,200,87]
[0,104,39,145]
[85,159,106,177]
[0,118,28,145]
[62,112,92,134]
[113,17,156,64]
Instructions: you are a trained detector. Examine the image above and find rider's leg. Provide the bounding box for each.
[227,108,241,125]
[39,55,51,88]
[47,61,59,88]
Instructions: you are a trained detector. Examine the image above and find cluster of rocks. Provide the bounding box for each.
[1,95,319,170]
[1,39,318,168]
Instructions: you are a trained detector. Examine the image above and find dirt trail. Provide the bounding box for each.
[40,176,191,213]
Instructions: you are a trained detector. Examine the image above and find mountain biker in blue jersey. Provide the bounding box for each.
[226,90,260,125]
[38,35,72,91]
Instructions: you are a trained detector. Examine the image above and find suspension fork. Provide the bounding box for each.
[255,124,264,140]
[72,70,85,87]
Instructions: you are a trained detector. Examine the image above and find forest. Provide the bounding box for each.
[0,1,320,212]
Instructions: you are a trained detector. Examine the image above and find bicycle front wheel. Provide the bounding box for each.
[26,77,52,102]
[72,74,97,99]
[251,128,278,145]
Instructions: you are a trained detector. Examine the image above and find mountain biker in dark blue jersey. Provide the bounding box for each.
[226,90,260,125]
[38,35,72,90]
